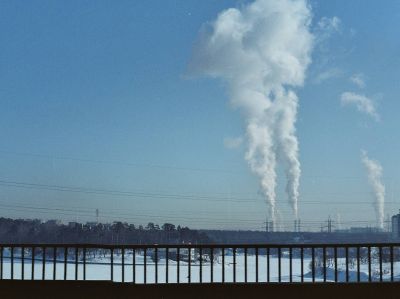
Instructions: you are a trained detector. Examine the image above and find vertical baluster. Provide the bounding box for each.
[188,247,191,283]
[311,247,315,283]
[267,247,270,283]
[166,248,169,283]
[121,247,125,283]
[222,248,225,283]
[368,246,371,282]
[379,246,383,282]
[289,247,292,283]
[255,247,259,283]
[155,248,158,284]
[0,246,3,280]
[323,247,326,282]
[357,247,360,282]
[11,247,14,280]
[278,247,281,283]
[132,248,136,284]
[233,247,236,283]
[300,247,304,283]
[74,247,78,281]
[32,247,35,280]
[199,247,202,283]
[177,247,180,283]
[22,247,25,280]
[144,248,147,284]
[345,247,349,282]
[244,247,247,283]
[390,246,394,282]
[210,248,214,283]
[64,247,67,281]
[53,247,56,280]
[42,247,46,280]
[334,247,338,282]
[83,247,86,281]
[110,248,114,282]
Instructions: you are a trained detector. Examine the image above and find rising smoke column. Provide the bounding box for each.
[361,150,385,229]
[189,0,314,223]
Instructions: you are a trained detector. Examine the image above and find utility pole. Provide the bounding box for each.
[328,216,332,233]
[96,208,99,224]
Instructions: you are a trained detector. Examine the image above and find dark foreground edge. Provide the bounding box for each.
[0,281,400,299]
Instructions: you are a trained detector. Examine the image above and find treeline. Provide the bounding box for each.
[0,217,213,244]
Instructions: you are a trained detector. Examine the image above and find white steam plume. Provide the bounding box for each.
[361,150,385,229]
[189,0,314,223]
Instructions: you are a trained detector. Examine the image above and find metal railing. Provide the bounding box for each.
[0,243,399,283]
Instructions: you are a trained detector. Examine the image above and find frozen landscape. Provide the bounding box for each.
[0,249,397,283]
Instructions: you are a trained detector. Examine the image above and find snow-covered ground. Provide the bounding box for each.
[1,251,398,283]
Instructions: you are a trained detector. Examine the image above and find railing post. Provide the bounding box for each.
[53,247,57,280]
[155,247,158,284]
[390,246,394,282]
[144,248,147,284]
[345,247,349,282]
[132,248,136,284]
[267,247,270,283]
[300,247,303,283]
[166,248,169,283]
[357,246,360,282]
[42,247,46,280]
[83,247,86,281]
[334,246,338,283]
[222,247,225,283]
[244,247,247,283]
[11,247,14,280]
[177,247,180,283]
[75,247,78,281]
[289,247,292,283]
[64,247,67,280]
[311,247,315,283]
[22,247,25,280]
[199,247,202,283]
[32,247,35,280]
[255,247,259,283]
[188,246,191,283]
[368,246,371,282]
[121,247,125,283]
[233,247,236,283]
[0,246,3,280]
[323,247,326,282]
[278,247,282,282]
[110,248,114,282]
[210,247,214,283]
[379,246,383,282]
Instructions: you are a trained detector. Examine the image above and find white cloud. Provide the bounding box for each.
[223,136,243,149]
[315,16,341,42]
[318,16,341,31]
[340,91,379,121]
[314,68,342,83]
[350,73,366,88]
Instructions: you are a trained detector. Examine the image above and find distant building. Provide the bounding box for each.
[68,222,82,229]
[44,219,61,229]
[392,212,400,239]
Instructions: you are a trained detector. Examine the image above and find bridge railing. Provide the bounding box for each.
[0,243,399,283]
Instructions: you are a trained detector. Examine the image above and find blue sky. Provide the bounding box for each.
[0,0,399,230]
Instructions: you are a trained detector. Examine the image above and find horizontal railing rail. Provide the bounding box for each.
[0,243,399,284]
